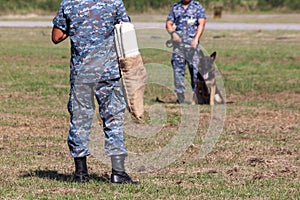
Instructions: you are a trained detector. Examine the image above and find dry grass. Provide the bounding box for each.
[0,23,299,199]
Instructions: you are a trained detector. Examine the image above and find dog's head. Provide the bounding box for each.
[198,51,216,80]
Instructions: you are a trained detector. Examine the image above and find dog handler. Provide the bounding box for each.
[52,0,137,184]
[166,0,206,103]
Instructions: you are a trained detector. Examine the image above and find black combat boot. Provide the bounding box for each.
[110,155,138,184]
[74,156,89,183]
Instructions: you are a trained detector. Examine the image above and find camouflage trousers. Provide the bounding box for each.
[67,78,127,158]
[171,46,199,102]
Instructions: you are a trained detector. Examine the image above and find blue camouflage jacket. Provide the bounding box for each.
[167,0,206,38]
[53,0,129,83]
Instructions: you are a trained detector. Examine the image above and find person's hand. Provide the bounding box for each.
[191,39,198,49]
[172,32,182,43]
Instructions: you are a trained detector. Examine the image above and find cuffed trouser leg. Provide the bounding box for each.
[171,53,187,100]
[68,83,95,158]
[95,78,127,157]
[187,61,199,93]
[67,78,127,158]
[186,47,200,93]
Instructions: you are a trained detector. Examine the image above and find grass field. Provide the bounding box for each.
[0,21,299,199]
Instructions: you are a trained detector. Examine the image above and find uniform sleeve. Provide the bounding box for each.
[52,2,68,32]
[196,4,206,19]
[115,0,130,23]
[166,5,175,22]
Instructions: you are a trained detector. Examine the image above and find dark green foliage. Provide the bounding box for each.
[259,0,285,7]
[286,0,300,10]
[0,0,299,14]
[256,0,300,10]
[37,0,61,11]
[0,0,61,13]
[122,0,300,12]
[123,0,174,12]
[257,0,285,10]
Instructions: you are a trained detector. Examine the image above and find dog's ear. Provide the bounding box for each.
[210,52,217,61]
[199,49,205,59]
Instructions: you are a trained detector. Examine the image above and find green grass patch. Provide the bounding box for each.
[0,26,299,199]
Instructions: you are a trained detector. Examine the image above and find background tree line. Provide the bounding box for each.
[123,0,300,12]
[0,0,299,15]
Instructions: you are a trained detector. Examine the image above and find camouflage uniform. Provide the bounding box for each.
[167,0,206,102]
[53,0,130,158]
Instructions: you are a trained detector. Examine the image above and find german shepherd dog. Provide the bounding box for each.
[166,35,224,105]
[193,51,224,105]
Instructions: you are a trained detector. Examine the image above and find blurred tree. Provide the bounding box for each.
[286,0,300,10]
[257,0,285,9]
[0,0,299,14]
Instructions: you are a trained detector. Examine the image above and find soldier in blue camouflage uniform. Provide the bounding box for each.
[52,0,137,184]
[166,0,206,103]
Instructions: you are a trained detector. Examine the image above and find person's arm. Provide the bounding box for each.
[166,20,174,34]
[166,20,181,43]
[52,26,68,44]
[115,0,130,23]
[191,18,206,48]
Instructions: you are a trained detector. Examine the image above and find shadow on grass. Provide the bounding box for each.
[21,170,109,183]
